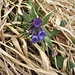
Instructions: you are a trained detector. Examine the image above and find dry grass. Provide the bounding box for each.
[0,0,75,75]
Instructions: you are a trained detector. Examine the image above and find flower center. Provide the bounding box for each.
[35,21,39,25]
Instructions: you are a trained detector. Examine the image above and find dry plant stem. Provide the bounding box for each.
[36,0,48,14]
[36,0,75,47]
[0,0,3,26]
[51,40,75,51]
[54,25,75,47]
[0,47,57,75]
[0,5,1,26]
[0,0,3,35]
[5,22,26,26]
[1,54,20,75]
[20,38,28,58]
[0,0,75,75]
[0,42,39,68]
[49,16,75,47]
[33,44,50,71]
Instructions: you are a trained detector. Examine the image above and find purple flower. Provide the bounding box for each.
[31,35,39,43]
[33,18,42,27]
[38,31,47,40]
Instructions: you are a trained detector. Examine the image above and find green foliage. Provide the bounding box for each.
[72,39,75,44]
[57,56,75,69]
[30,7,38,19]
[50,55,75,70]
[47,19,68,39]
[42,27,52,38]
[41,12,52,26]
[45,36,53,50]
[50,28,60,38]
[18,15,23,23]
[56,56,64,68]
[60,20,67,27]
[48,19,68,38]
[59,46,64,51]
[38,8,45,17]
[20,23,29,37]
[42,27,60,39]
[72,2,75,8]
[21,32,28,37]
[67,60,75,70]
[22,24,29,31]
[35,4,41,14]
[27,0,33,7]
[22,12,31,22]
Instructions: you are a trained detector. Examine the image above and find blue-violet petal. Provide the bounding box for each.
[38,31,47,40]
[33,18,42,27]
[32,35,39,43]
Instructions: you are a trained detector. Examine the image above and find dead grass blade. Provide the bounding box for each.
[3,6,15,18]
[0,0,75,75]
[62,58,68,71]
[34,44,50,71]
[7,25,21,35]
[20,38,28,57]
[0,0,3,26]
[11,37,23,54]
[0,47,58,75]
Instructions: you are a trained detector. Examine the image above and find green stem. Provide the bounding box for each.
[41,40,46,51]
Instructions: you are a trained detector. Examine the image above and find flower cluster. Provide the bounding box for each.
[28,18,47,43]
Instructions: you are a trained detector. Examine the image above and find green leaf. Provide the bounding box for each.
[67,60,75,70]
[72,2,75,8]
[35,5,41,13]
[50,55,75,70]
[42,27,60,39]
[22,24,29,31]
[41,12,52,26]
[56,56,64,68]
[38,8,45,16]
[27,0,33,7]
[60,20,67,27]
[49,56,63,69]
[56,56,75,69]
[21,32,28,37]
[50,28,60,38]
[22,12,31,22]
[30,7,38,19]
[18,15,22,23]
[57,56,75,69]
[72,39,75,44]
[41,40,46,50]
[50,56,55,64]
[45,36,53,50]
[59,46,64,51]
[41,27,52,38]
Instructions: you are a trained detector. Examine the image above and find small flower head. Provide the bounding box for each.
[38,31,47,40]
[28,18,47,43]
[31,35,39,43]
[33,18,42,27]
